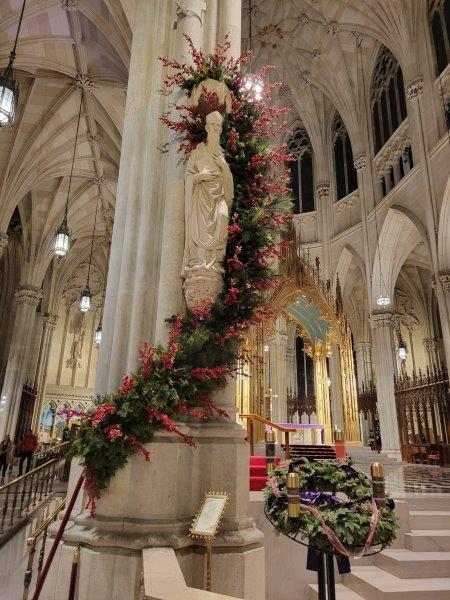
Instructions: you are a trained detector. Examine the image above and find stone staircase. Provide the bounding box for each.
[345,446,404,471]
[309,495,450,600]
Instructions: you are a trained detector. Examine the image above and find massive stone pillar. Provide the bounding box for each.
[0,285,43,438]
[154,0,206,344]
[32,313,58,431]
[268,316,288,423]
[370,312,401,458]
[437,272,450,374]
[25,312,44,384]
[95,0,174,394]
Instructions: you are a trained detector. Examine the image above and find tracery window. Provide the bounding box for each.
[429,0,450,75]
[371,47,407,154]
[287,126,315,213]
[332,113,357,200]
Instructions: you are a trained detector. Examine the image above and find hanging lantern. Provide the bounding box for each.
[0,64,19,127]
[53,219,70,257]
[398,335,407,360]
[242,75,264,101]
[376,295,391,307]
[0,1,27,128]
[80,287,91,312]
[95,322,102,345]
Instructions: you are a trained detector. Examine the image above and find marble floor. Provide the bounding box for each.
[383,464,450,496]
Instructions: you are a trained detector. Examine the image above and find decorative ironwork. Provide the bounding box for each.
[287,392,316,421]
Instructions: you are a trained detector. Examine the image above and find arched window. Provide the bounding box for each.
[332,113,357,200]
[287,126,315,213]
[371,47,407,154]
[429,0,450,75]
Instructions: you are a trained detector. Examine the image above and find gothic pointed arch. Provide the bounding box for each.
[287,123,315,214]
[332,113,357,201]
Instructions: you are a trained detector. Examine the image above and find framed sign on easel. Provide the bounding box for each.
[190,491,229,591]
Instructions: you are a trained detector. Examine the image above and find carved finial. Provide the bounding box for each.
[61,0,78,12]
[75,73,95,94]
[406,78,424,100]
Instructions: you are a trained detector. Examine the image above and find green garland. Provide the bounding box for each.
[264,459,398,554]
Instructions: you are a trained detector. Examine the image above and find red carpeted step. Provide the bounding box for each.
[250,465,267,477]
[249,456,268,466]
[249,456,280,491]
[250,476,268,491]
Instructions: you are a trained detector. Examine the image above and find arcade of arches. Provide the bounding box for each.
[0,1,450,600]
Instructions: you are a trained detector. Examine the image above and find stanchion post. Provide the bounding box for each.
[326,554,336,600]
[333,429,346,460]
[205,539,212,592]
[265,429,276,475]
[371,462,385,507]
[317,552,326,600]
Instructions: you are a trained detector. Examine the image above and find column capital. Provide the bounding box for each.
[43,313,58,330]
[176,0,206,25]
[15,285,43,306]
[439,271,450,292]
[354,340,372,350]
[353,153,367,170]
[0,232,8,258]
[316,182,330,198]
[370,312,395,329]
[406,78,424,100]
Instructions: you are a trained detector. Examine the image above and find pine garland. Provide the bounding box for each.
[67,37,292,513]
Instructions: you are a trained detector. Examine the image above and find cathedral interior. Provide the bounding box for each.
[0,1,449,599]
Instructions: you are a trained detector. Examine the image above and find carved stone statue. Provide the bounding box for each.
[182,110,234,309]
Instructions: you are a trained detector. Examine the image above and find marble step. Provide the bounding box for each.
[409,510,450,529]
[309,583,365,600]
[395,496,450,511]
[404,529,450,551]
[343,565,450,599]
[375,549,450,578]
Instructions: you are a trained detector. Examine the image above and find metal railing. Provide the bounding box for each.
[32,441,70,469]
[240,413,296,458]
[23,498,66,600]
[0,458,65,535]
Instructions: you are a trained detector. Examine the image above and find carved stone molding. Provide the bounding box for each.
[15,286,43,306]
[0,232,9,258]
[316,182,330,199]
[75,73,95,94]
[175,0,206,26]
[370,312,395,329]
[354,341,372,351]
[335,193,357,214]
[423,338,438,352]
[61,0,77,11]
[294,213,316,225]
[327,22,338,37]
[373,118,410,177]
[94,175,106,188]
[43,313,58,330]
[439,271,450,292]
[406,78,424,100]
[299,71,311,88]
[353,153,367,170]
[87,132,100,146]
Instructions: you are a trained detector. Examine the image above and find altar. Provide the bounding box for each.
[266,423,324,446]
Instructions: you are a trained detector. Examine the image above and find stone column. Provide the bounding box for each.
[353,154,375,299]
[32,313,58,431]
[0,285,43,438]
[155,0,206,344]
[96,0,174,394]
[370,312,401,458]
[268,316,288,423]
[383,170,392,194]
[218,0,241,59]
[0,233,8,259]
[25,312,44,384]
[286,323,298,396]
[438,272,450,374]
[392,157,401,185]
[328,350,343,430]
[354,341,373,390]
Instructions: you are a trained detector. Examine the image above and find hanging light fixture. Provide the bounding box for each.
[398,334,407,360]
[242,0,264,102]
[53,90,84,257]
[0,0,27,127]
[80,190,100,312]
[95,320,102,344]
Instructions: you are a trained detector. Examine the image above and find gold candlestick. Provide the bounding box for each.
[286,472,300,518]
[371,462,385,507]
[265,429,276,475]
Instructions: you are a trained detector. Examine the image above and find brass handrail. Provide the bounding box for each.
[33,441,70,467]
[0,457,64,535]
[23,498,67,600]
[240,413,295,459]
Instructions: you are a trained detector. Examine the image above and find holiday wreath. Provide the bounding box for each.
[67,37,292,512]
[264,458,398,555]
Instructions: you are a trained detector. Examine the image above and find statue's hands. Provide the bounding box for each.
[195,168,216,183]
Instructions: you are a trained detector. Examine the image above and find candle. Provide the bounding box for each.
[286,472,300,518]
[371,462,385,507]
[265,429,276,475]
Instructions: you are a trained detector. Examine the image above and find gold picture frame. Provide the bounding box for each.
[189,491,229,540]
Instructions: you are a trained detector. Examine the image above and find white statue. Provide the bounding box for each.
[182,110,234,309]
